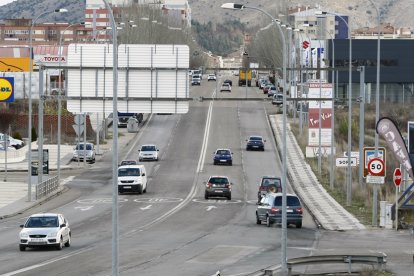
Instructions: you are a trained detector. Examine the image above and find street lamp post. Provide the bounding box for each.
[221,3,288,275]
[27,8,67,201]
[57,22,84,183]
[102,1,119,275]
[368,0,381,227]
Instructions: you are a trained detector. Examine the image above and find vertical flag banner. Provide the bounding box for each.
[376,117,414,179]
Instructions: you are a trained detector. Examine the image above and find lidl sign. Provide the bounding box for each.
[0,77,14,102]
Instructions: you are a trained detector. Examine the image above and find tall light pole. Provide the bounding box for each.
[317,11,352,205]
[368,0,381,227]
[102,1,119,275]
[57,22,84,183]
[27,8,67,201]
[221,3,288,275]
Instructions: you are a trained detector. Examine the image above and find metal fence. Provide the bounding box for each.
[36,175,59,200]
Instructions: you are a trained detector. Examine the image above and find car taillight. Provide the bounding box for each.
[206,183,212,188]
[296,207,303,214]
[225,184,230,188]
[271,207,280,213]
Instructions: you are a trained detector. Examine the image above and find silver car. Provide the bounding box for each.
[72,142,96,163]
[138,144,159,161]
[19,213,71,251]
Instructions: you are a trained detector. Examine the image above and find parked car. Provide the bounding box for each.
[257,176,282,203]
[267,86,278,97]
[272,94,283,105]
[246,135,266,151]
[220,83,232,92]
[263,84,275,94]
[256,192,303,228]
[204,175,232,200]
[138,144,159,161]
[0,133,24,149]
[213,148,233,165]
[117,164,147,194]
[72,142,96,163]
[259,79,270,90]
[191,76,201,86]
[207,74,217,81]
[120,159,139,166]
[19,213,71,251]
[223,79,233,86]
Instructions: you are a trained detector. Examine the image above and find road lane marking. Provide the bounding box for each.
[140,205,152,210]
[74,206,93,211]
[197,99,214,173]
[206,206,217,211]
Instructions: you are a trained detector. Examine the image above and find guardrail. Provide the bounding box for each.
[285,253,387,276]
[36,175,59,200]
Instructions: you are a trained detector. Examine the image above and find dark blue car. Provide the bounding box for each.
[246,135,266,151]
[213,148,233,165]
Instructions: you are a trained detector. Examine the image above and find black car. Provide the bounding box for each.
[204,176,232,200]
[213,148,233,165]
[256,193,303,228]
[246,135,266,151]
[223,79,233,86]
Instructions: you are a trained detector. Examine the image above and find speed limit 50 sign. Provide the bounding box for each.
[368,158,385,176]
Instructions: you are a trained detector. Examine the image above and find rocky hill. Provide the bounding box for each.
[0,0,412,30]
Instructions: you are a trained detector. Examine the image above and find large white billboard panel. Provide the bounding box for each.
[66,43,189,113]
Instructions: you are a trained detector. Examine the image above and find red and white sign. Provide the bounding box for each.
[308,109,332,128]
[393,168,402,186]
[368,158,385,176]
[302,40,309,49]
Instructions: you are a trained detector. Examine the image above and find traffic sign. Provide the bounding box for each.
[363,147,386,177]
[393,168,402,186]
[368,158,385,176]
[335,157,357,167]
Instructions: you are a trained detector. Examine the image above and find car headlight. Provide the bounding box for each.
[20,232,28,238]
[47,231,58,238]
[134,180,142,184]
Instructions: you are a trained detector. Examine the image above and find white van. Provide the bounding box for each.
[117,165,147,194]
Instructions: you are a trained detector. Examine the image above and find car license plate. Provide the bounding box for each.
[215,190,223,193]
[123,186,131,189]
[287,209,293,213]
[31,238,44,242]
[253,146,258,148]
[220,160,226,162]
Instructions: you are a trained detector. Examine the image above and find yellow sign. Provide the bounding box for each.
[0,57,31,72]
[0,77,14,102]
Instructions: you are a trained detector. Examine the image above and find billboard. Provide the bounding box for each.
[66,44,190,114]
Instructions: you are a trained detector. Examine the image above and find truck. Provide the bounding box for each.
[238,68,253,87]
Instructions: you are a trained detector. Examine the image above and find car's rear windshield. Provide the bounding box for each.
[76,144,92,150]
[118,168,140,177]
[274,196,300,206]
[216,150,230,155]
[209,177,229,184]
[26,216,59,228]
[250,137,262,141]
[141,146,156,151]
[261,178,281,187]
[121,161,137,165]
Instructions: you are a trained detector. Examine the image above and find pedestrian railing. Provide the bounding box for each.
[285,253,387,276]
[36,175,59,200]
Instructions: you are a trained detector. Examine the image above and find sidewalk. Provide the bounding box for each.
[0,128,139,219]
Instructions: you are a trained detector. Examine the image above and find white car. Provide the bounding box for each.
[19,213,71,251]
[220,83,232,92]
[118,164,147,194]
[207,74,217,81]
[0,133,24,149]
[72,142,96,163]
[138,144,159,161]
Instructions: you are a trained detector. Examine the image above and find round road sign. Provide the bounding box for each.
[393,168,402,186]
[367,158,385,176]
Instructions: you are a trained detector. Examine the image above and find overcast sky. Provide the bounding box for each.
[0,0,17,6]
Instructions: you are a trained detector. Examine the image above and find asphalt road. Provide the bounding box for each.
[3,74,410,276]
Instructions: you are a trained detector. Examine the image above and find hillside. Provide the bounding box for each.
[0,0,412,29]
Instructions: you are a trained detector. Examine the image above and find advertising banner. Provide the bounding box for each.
[308,108,332,128]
